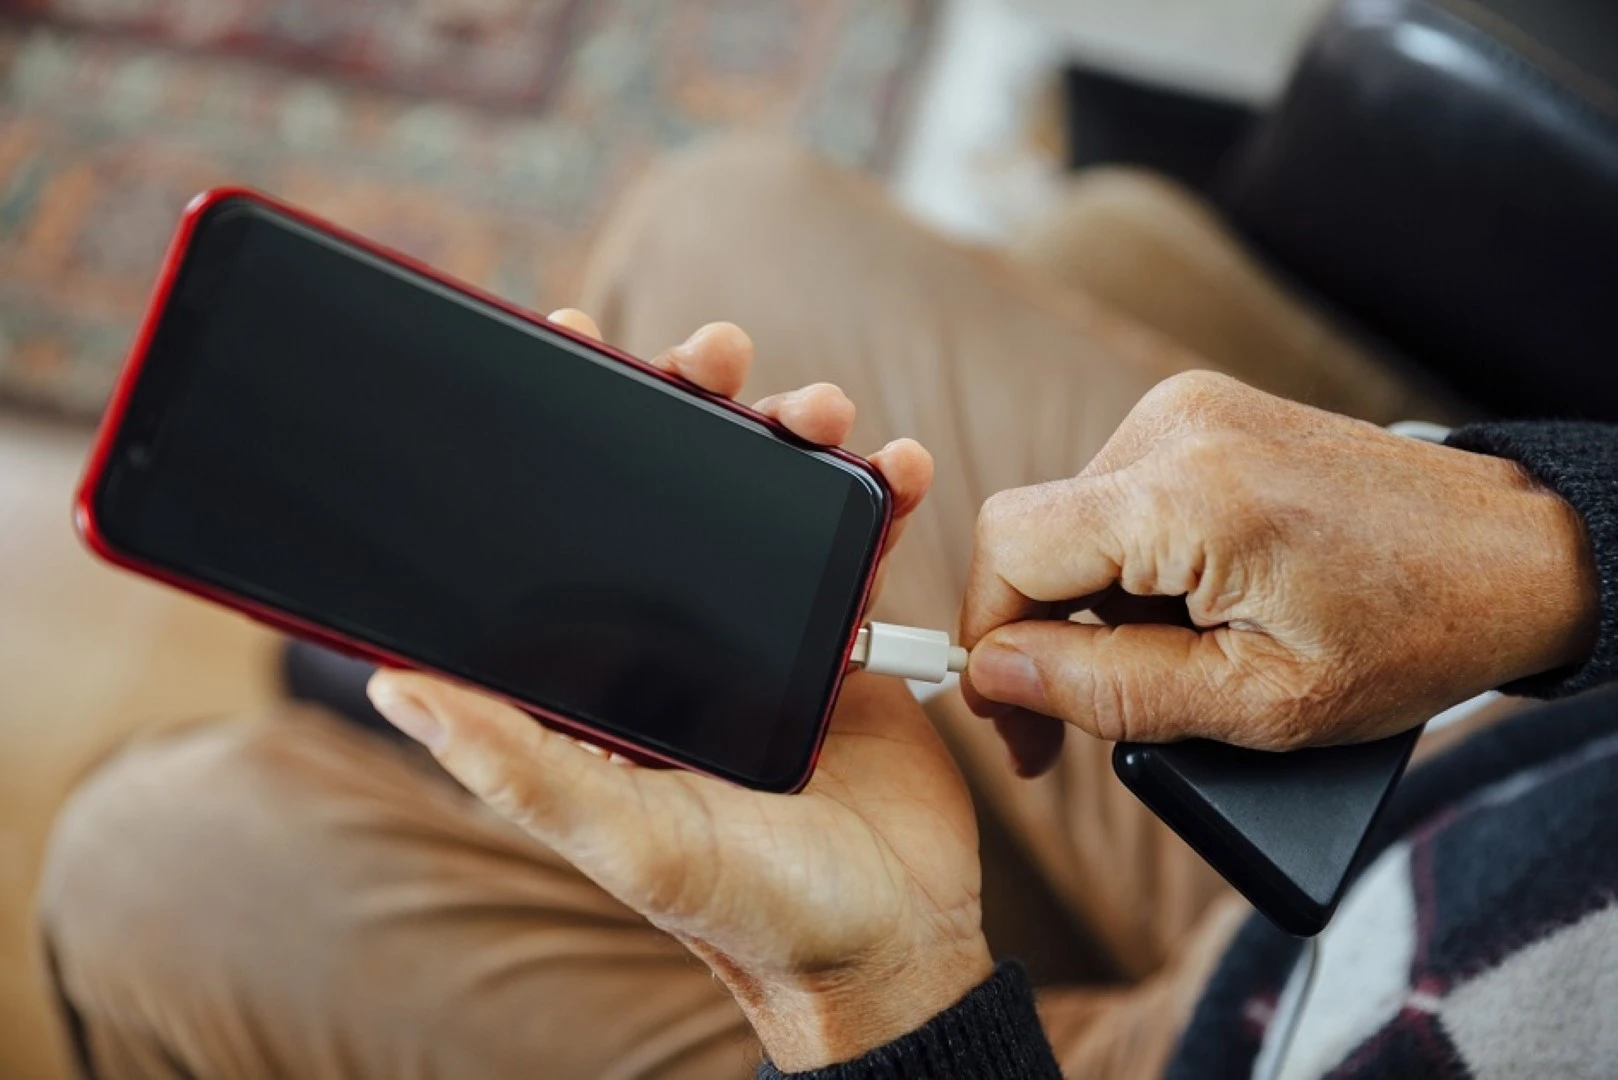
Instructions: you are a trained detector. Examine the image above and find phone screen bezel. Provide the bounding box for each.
[77,190,891,793]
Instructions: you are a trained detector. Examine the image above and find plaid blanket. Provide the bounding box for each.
[1174,684,1618,1078]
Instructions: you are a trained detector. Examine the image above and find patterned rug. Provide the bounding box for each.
[0,0,937,418]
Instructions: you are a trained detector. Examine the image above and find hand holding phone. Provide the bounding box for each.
[351,355,990,1067]
[78,190,934,792]
[368,657,993,1073]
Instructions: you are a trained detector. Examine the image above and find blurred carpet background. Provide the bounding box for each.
[0,0,937,417]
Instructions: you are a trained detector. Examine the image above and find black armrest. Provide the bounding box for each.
[1220,0,1618,421]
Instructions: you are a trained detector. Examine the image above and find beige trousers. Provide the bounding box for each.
[38,141,1452,1079]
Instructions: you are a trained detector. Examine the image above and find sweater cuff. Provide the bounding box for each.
[1445,422,1618,698]
[756,962,1060,1080]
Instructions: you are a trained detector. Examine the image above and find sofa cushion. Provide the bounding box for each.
[1222,0,1618,422]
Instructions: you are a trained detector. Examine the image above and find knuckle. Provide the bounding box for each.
[975,490,1008,535]
[1138,370,1240,423]
[1093,680,1140,744]
[975,488,1026,547]
[1073,653,1146,743]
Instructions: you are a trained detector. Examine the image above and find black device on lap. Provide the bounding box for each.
[1114,728,1421,936]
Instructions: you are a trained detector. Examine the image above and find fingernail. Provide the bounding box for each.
[367,683,447,751]
[969,645,1044,709]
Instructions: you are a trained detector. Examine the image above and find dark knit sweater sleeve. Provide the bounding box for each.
[1445,421,1618,697]
[755,963,1060,1080]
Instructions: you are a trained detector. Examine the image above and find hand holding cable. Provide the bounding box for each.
[958,371,1599,777]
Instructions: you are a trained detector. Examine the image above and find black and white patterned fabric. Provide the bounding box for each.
[1173,686,1618,1079]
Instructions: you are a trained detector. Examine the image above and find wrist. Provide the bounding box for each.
[728,939,995,1072]
[1492,463,1601,683]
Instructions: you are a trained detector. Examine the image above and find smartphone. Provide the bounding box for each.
[1113,728,1420,936]
[76,189,891,793]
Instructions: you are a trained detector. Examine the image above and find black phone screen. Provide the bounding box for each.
[94,198,886,790]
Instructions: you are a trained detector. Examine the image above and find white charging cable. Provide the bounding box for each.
[850,622,970,683]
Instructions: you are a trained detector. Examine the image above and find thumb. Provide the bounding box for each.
[967,620,1257,745]
[366,671,642,857]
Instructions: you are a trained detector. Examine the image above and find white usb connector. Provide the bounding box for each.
[849,622,970,683]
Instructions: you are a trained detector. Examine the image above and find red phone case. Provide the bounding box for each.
[74,187,892,793]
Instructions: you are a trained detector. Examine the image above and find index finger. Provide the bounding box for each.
[958,475,1129,649]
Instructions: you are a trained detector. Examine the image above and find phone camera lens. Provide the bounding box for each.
[127,443,153,469]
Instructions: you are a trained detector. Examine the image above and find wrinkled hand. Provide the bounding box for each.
[367,311,990,1071]
[962,371,1599,775]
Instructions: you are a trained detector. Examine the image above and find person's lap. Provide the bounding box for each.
[39,138,1439,1078]
[41,705,758,1079]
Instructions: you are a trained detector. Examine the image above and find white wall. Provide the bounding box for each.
[893,0,1336,242]
[1010,0,1336,103]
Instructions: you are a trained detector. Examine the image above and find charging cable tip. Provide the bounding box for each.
[851,622,968,684]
